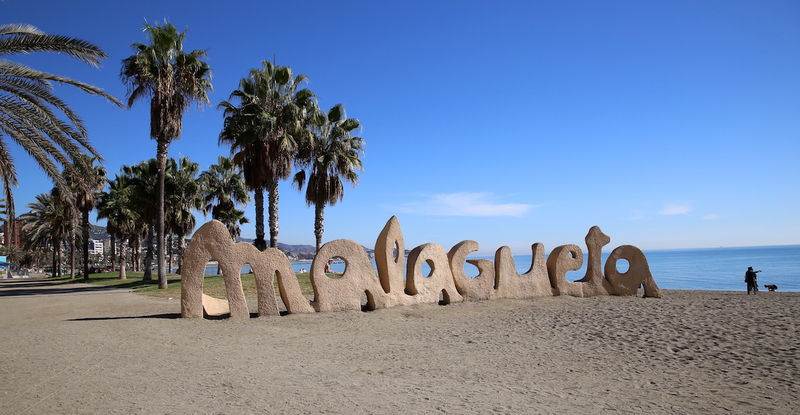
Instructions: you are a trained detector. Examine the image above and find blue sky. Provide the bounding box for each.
[4,0,799,253]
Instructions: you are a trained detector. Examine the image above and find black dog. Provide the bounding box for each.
[764,284,778,292]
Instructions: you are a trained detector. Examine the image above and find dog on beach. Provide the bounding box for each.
[764,284,778,292]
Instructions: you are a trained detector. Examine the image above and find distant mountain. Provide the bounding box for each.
[89,224,110,240]
[237,237,317,254]
[90,224,404,258]
[236,237,390,258]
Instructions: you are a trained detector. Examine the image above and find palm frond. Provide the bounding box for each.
[0,34,107,67]
[0,24,45,36]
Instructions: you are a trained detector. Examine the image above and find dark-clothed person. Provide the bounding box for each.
[745,266,761,295]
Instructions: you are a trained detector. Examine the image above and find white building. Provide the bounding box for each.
[88,240,104,255]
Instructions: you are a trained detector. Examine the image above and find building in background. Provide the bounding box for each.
[88,240,104,255]
[2,219,24,248]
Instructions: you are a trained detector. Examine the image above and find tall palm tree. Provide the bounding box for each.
[68,223,78,278]
[0,23,121,243]
[218,61,315,249]
[294,104,364,251]
[67,155,106,280]
[61,169,81,279]
[199,156,249,240]
[97,174,139,279]
[121,21,212,289]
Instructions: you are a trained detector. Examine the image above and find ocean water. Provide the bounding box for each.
[207,245,800,292]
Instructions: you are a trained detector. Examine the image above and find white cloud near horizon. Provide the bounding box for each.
[659,204,692,215]
[397,192,535,217]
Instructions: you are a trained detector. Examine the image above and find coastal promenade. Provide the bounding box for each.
[0,278,797,414]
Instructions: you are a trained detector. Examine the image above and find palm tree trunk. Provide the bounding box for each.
[118,238,127,280]
[110,234,116,272]
[56,239,62,277]
[167,234,173,273]
[254,187,267,251]
[314,203,325,252]
[82,208,90,280]
[51,240,57,278]
[69,235,75,279]
[130,241,136,271]
[3,185,14,250]
[176,233,185,274]
[156,139,168,289]
[268,179,279,248]
[133,237,140,272]
[143,226,154,281]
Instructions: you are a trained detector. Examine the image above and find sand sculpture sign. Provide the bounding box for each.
[181,217,660,318]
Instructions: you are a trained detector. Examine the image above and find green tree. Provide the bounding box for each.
[97,174,140,279]
[214,206,248,241]
[165,156,202,272]
[199,156,249,240]
[0,23,121,242]
[218,61,315,249]
[19,189,76,278]
[66,155,106,280]
[121,160,159,280]
[121,21,211,289]
[294,104,364,251]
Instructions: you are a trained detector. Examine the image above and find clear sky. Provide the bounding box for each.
[4,0,799,253]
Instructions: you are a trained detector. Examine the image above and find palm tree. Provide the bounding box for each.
[218,61,315,249]
[199,156,249,240]
[19,189,76,278]
[97,174,139,280]
[121,21,212,289]
[294,104,364,251]
[67,220,80,278]
[66,155,106,280]
[61,169,81,278]
[165,157,201,272]
[121,160,159,280]
[214,206,249,241]
[0,23,121,243]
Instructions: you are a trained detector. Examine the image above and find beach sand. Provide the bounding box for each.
[0,279,796,414]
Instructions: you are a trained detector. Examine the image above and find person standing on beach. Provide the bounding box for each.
[745,266,761,295]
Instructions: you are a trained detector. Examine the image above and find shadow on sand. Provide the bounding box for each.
[0,278,158,298]
[68,312,289,321]
[66,313,183,321]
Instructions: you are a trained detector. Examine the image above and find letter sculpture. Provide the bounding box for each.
[181,217,660,319]
[181,221,313,318]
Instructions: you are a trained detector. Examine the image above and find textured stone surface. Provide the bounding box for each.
[182,218,661,319]
[202,293,230,317]
[574,226,614,296]
[494,243,552,299]
[181,221,250,319]
[447,240,495,301]
[374,216,411,306]
[260,248,315,314]
[546,244,585,297]
[405,243,463,304]
[181,220,312,319]
[310,239,388,312]
[605,245,662,298]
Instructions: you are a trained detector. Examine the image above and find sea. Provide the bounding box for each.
[206,245,800,292]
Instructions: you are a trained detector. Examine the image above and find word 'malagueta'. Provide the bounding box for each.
[180,217,660,318]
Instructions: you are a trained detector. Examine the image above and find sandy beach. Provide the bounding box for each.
[0,278,796,414]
